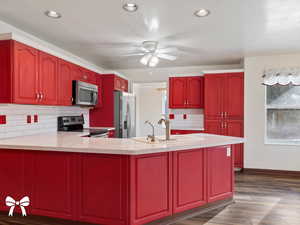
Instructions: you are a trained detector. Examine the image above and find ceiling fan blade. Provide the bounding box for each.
[121,53,145,57]
[140,54,152,65]
[157,47,178,54]
[157,53,177,61]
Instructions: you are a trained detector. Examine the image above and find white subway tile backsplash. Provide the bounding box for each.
[0,104,89,139]
[169,108,204,130]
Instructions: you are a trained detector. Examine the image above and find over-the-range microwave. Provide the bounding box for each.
[72,80,98,106]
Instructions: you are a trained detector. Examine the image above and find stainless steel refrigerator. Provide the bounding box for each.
[114,91,136,138]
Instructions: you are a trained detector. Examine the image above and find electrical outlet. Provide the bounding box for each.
[34,115,38,123]
[27,115,31,124]
[226,147,231,157]
[0,115,6,125]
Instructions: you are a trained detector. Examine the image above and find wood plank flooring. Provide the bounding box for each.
[0,172,299,225]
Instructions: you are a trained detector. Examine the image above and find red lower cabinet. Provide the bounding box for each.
[129,153,172,225]
[28,152,75,220]
[0,148,234,225]
[207,145,234,203]
[77,154,129,225]
[173,149,207,213]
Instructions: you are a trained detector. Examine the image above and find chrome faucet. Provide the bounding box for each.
[158,118,171,141]
[145,120,155,142]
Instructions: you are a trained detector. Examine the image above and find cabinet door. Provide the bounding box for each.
[130,153,172,225]
[205,120,223,135]
[29,152,75,220]
[207,145,234,203]
[173,149,207,213]
[71,64,83,81]
[124,79,129,92]
[13,41,39,104]
[186,76,204,108]
[224,73,244,120]
[38,51,58,105]
[226,120,244,168]
[169,77,186,108]
[114,76,123,91]
[58,59,72,106]
[77,154,128,225]
[204,74,224,119]
[0,150,30,213]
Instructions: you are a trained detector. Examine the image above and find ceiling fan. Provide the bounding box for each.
[126,41,177,67]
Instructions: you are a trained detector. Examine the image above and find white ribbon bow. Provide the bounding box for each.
[5,196,30,216]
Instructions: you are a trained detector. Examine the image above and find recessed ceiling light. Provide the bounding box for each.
[123,3,138,12]
[44,10,62,19]
[194,9,210,17]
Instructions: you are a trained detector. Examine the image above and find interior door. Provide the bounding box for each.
[169,77,186,108]
[39,51,58,105]
[204,74,224,119]
[224,73,244,120]
[186,77,204,108]
[13,41,39,104]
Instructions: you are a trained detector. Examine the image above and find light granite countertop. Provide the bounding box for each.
[0,132,244,155]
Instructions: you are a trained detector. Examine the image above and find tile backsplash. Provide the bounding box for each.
[0,104,89,139]
[169,109,204,130]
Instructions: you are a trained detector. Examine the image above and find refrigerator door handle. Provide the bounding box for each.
[124,121,128,130]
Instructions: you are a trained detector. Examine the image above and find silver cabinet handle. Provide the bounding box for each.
[224,112,228,117]
[224,122,227,128]
[40,93,44,100]
[36,93,40,100]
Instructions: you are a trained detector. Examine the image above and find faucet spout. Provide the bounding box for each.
[158,118,171,141]
[145,120,155,142]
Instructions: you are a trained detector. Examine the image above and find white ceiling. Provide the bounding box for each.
[0,0,300,70]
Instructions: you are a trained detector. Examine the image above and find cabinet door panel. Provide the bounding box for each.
[207,146,233,203]
[29,152,75,220]
[186,77,204,108]
[13,41,39,104]
[0,150,30,213]
[173,149,207,213]
[58,59,72,106]
[169,77,186,108]
[224,73,244,120]
[77,154,128,225]
[39,51,58,105]
[130,153,172,225]
[204,75,224,119]
[205,120,222,135]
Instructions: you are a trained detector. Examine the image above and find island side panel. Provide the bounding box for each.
[129,152,173,225]
[76,153,130,225]
[173,148,207,214]
[207,145,234,203]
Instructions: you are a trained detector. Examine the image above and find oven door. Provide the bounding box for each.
[73,80,98,106]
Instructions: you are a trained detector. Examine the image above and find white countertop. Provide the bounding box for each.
[171,127,205,131]
[0,132,244,155]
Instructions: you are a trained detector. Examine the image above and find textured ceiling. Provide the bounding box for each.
[0,0,299,69]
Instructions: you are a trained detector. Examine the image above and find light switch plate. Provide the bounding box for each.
[226,147,231,157]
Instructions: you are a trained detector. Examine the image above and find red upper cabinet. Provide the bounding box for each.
[169,77,186,108]
[13,41,39,104]
[38,51,58,105]
[169,76,204,109]
[114,75,128,92]
[58,59,72,106]
[204,73,244,120]
[224,73,244,120]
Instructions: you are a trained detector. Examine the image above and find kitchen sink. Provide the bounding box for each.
[132,137,176,144]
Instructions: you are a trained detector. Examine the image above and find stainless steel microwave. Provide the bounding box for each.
[72,80,98,106]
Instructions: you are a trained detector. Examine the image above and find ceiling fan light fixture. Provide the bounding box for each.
[44,10,62,19]
[148,56,159,67]
[123,3,138,12]
[194,9,210,17]
[140,53,152,65]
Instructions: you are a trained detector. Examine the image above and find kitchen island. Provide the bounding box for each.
[0,133,243,225]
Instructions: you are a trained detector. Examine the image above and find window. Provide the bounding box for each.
[266,84,300,144]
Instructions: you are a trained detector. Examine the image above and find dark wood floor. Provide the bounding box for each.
[0,172,299,225]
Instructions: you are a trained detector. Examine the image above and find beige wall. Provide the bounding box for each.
[245,54,300,171]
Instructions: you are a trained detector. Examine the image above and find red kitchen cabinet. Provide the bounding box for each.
[169,76,204,109]
[114,75,129,92]
[28,152,75,220]
[38,51,58,105]
[58,59,72,106]
[207,145,234,203]
[77,154,129,225]
[13,41,39,104]
[204,72,244,169]
[169,77,186,108]
[129,153,172,225]
[171,130,204,135]
[173,149,207,213]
